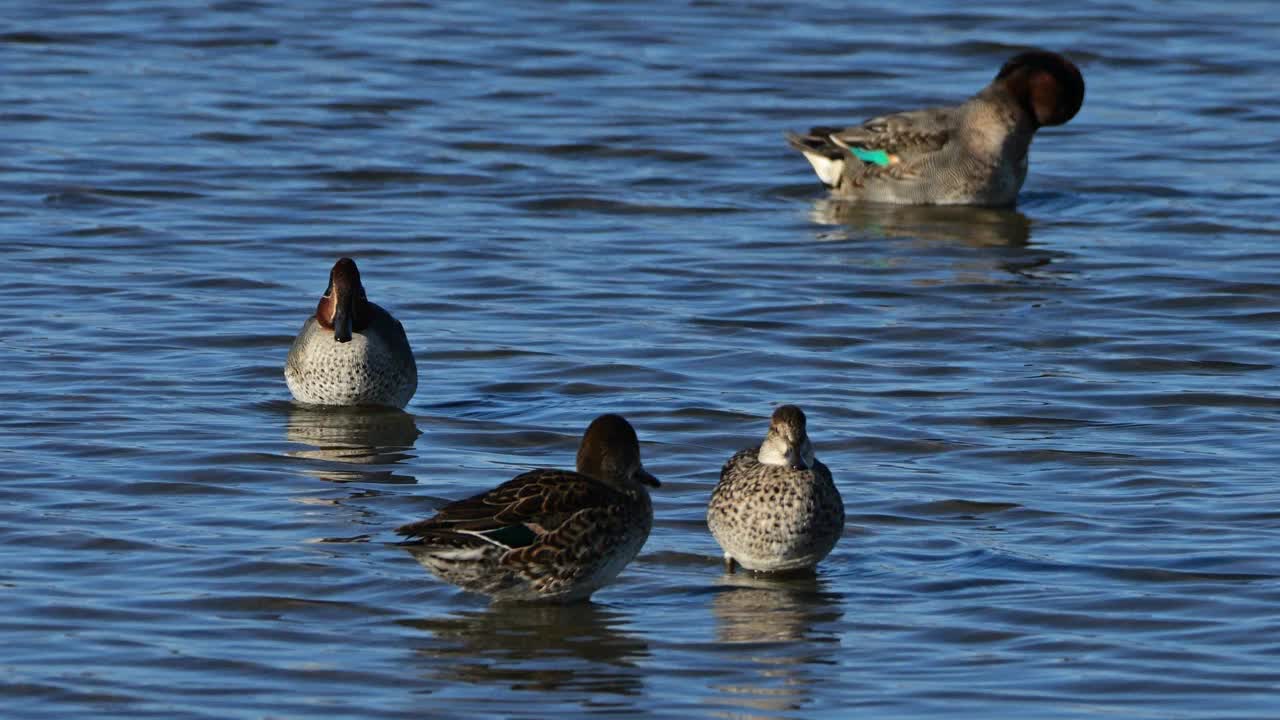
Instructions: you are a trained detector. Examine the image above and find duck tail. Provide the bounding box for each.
[786,128,847,188]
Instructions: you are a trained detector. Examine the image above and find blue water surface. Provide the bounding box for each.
[3,1,1280,718]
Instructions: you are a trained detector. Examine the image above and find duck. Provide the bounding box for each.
[284,257,417,409]
[396,414,659,603]
[787,49,1084,206]
[707,405,844,572]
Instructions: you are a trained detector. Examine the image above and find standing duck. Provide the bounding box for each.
[708,405,844,572]
[787,49,1084,206]
[284,257,417,409]
[397,414,660,603]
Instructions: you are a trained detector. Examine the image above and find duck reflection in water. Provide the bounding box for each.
[806,200,1071,280]
[285,405,421,484]
[706,572,844,717]
[400,603,649,697]
[810,199,1030,246]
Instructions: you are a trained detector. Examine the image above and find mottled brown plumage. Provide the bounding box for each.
[707,406,844,572]
[397,414,658,602]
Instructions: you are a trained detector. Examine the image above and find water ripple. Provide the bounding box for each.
[4,1,1280,718]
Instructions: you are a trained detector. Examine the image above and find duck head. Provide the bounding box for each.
[757,404,816,471]
[994,50,1085,128]
[315,257,371,343]
[576,414,660,491]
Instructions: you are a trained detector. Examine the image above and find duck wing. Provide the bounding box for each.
[788,106,954,190]
[825,106,953,166]
[396,469,622,552]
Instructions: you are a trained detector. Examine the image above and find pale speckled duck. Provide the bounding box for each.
[284,257,417,409]
[787,49,1085,206]
[396,414,659,603]
[707,405,844,573]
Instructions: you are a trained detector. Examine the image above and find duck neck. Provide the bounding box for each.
[961,89,1036,163]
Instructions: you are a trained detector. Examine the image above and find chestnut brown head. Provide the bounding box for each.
[995,50,1085,128]
[315,257,370,343]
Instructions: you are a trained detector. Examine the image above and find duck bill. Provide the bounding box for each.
[637,467,661,488]
[331,290,354,343]
[785,451,808,471]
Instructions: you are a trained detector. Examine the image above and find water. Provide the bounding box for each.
[4,1,1280,717]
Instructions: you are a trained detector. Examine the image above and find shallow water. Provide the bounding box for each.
[4,1,1280,718]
